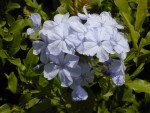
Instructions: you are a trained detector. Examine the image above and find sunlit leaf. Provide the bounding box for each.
[5,72,18,93]
[5,1,20,13]
[126,79,150,94]
[0,104,11,113]
[25,98,40,109]
[24,48,39,68]
[7,58,26,71]
[145,31,150,45]
[115,0,139,49]
[135,0,148,31]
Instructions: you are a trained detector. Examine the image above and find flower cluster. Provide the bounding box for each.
[27,6,130,101]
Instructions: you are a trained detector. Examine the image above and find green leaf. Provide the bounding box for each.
[130,63,145,79]
[122,88,135,102]
[25,98,40,109]
[8,32,21,55]
[3,33,13,41]
[6,72,18,93]
[30,99,54,113]
[9,18,31,33]
[0,28,4,38]
[145,31,150,45]
[57,5,68,14]
[0,49,9,58]
[24,48,39,68]
[6,13,15,26]
[135,0,148,31]
[0,21,6,28]
[0,104,11,113]
[90,0,103,7]
[139,38,146,51]
[7,58,26,71]
[39,75,49,87]
[5,1,20,13]
[115,0,139,49]
[25,0,39,8]
[126,79,150,94]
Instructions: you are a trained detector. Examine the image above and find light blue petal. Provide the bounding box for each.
[27,28,37,35]
[83,42,98,56]
[72,86,88,101]
[66,65,81,79]
[30,13,41,27]
[47,40,62,55]
[40,49,49,64]
[58,69,73,87]
[111,71,125,86]
[44,64,59,80]
[70,21,87,33]
[32,40,45,55]
[64,54,79,68]
[97,47,109,62]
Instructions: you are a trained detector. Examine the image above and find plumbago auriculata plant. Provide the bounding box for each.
[27,6,130,101]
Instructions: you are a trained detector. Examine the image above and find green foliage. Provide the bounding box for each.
[0,0,150,112]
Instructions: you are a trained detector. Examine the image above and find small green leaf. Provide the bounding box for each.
[7,58,26,71]
[25,0,39,8]
[8,32,21,55]
[115,0,139,49]
[0,104,11,113]
[90,0,103,7]
[24,48,39,68]
[39,75,49,87]
[126,79,150,94]
[130,62,145,79]
[6,72,18,93]
[6,13,15,26]
[9,18,31,33]
[5,1,20,13]
[139,38,146,51]
[3,33,13,41]
[0,49,9,58]
[145,31,150,45]
[25,98,40,109]
[135,0,148,31]
[0,21,6,27]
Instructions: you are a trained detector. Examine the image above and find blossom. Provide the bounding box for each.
[111,29,130,54]
[44,52,81,87]
[105,59,126,86]
[47,24,80,55]
[85,11,124,33]
[71,85,88,101]
[82,28,114,62]
[40,13,80,35]
[27,13,41,35]
[32,33,51,64]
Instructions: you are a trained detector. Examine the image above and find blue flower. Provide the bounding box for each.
[27,13,41,35]
[71,85,88,101]
[107,59,125,86]
[85,12,124,34]
[110,29,130,55]
[47,24,80,55]
[44,52,81,87]
[32,33,51,64]
[40,13,80,35]
[82,28,114,62]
